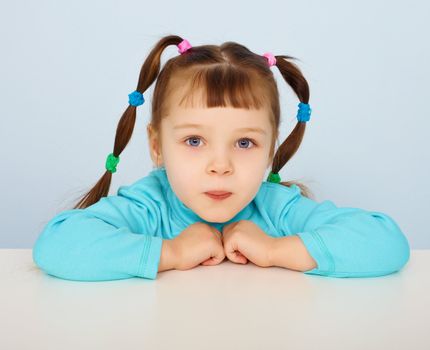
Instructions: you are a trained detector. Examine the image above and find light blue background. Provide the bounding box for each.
[1,0,428,248]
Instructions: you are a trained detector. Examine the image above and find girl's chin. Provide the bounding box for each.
[197,211,235,224]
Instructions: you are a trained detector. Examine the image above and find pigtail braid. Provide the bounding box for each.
[72,35,185,209]
[270,55,314,199]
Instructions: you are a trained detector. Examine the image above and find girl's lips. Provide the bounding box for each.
[205,192,232,200]
[205,191,232,196]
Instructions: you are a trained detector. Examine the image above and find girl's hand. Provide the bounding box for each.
[171,222,226,270]
[222,220,275,268]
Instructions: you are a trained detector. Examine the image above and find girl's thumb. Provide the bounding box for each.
[231,251,248,264]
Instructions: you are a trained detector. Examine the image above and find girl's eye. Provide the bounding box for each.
[184,136,257,149]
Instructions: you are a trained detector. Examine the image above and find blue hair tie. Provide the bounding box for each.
[128,90,145,107]
[296,102,312,122]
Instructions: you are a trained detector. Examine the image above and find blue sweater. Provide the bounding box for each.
[33,167,410,281]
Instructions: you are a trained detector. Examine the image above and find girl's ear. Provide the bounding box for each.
[147,124,163,167]
[267,147,274,169]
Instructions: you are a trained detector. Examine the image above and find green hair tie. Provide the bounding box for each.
[105,153,120,173]
[267,171,281,184]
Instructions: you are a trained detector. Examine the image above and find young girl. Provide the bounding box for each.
[32,34,410,281]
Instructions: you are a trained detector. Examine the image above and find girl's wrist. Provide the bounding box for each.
[158,239,177,272]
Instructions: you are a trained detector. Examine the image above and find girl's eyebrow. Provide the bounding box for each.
[173,123,267,135]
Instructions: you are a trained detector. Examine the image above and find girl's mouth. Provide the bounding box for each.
[204,192,232,200]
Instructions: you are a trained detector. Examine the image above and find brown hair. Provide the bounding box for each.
[72,34,314,210]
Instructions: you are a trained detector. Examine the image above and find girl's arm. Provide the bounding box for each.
[33,185,165,282]
[272,185,410,278]
[269,235,317,272]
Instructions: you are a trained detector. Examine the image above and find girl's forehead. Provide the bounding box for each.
[164,105,271,132]
[160,81,273,135]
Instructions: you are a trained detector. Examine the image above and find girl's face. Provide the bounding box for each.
[149,93,273,223]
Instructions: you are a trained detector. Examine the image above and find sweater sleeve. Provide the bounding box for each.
[32,186,163,282]
[278,185,411,278]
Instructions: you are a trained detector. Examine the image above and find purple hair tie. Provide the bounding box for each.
[262,52,277,67]
[178,39,192,54]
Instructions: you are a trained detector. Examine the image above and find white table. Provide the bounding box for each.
[1,249,429,349]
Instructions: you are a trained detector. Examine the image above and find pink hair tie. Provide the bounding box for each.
[262,52,277,67]
[178,39,192,54]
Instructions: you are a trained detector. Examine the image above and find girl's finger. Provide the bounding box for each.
[235,251,248,264]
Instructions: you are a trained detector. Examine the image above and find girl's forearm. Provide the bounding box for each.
[270,235,317,272]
